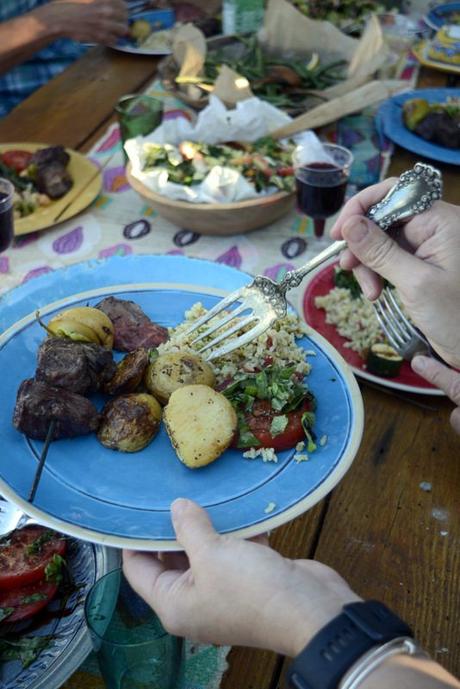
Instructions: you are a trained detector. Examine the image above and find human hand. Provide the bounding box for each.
[123,499,360,657]
[48,0,128,45]
[330,181,460,368]
[412,356,460,435]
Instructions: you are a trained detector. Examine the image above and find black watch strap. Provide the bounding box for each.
[286,600,413,689]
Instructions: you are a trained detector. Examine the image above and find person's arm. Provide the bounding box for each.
[123,499,460,689]
[0,0,127,76]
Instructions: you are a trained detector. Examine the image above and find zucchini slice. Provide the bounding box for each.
[366,343,403,378]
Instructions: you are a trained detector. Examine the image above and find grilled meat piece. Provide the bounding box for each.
[414,112,460,149]
[13,379,100,441]
[31,145,73,199]
[36,337,116,395]
[96,296,169,352]
[35,161,73,199]
[30,145,70,168]
[104,348,149,395]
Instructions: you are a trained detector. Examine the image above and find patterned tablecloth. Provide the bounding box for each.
[0,55,418,689]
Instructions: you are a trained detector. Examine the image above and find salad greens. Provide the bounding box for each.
[142,137,296,193]
[223,365,315,449]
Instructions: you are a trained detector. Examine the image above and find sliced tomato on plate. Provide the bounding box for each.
[246,398,314,452]
[0,526,66,590]
[1,150,33,173]
[0,579,58,624]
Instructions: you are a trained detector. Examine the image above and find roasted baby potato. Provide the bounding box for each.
[145,352,215,404]
[43,307,114,349]
[104,348,149,396]
[164,384,237,468]
[97,393,162,453]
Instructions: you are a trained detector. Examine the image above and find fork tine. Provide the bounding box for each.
[373,300,404,351]
[383,288,419,338]
[198,314,258,354]
[380,292,411,342]
[191,302,249,346]
[204,318,273,362]
[181,288,246,338]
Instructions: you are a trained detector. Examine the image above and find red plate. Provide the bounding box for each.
[302,262,442,395]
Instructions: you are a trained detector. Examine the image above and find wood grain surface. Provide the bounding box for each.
[1,55,459,689]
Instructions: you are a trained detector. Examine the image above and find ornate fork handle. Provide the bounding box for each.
[278,163,443,294]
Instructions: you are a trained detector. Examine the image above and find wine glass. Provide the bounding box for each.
[0,178,14,252]
[295,144,353,239]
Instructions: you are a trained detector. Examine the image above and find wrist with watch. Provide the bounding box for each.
[286,600,427,689]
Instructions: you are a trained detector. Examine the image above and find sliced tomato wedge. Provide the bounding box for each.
[1,150,33,173]
[245,398,314,452]
[0,579,58,624]
[0,526,66,590]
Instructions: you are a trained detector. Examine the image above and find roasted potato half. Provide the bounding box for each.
[145,352,215,404]
[98,393,162,453]
[44,306,114,349]
[164,384,237,468]
[104,348,149,396]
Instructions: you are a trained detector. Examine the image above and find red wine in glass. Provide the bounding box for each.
[0,179,14,252]
[295,144,353,238]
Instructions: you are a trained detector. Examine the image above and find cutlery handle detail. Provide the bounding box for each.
[278,163,443,293]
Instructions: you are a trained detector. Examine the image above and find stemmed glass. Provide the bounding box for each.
[0,178,14,252]
[295,143,353,239]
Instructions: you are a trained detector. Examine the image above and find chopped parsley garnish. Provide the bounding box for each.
[223,365,310,413]
[270,415,288,437]
[223,365,316,450]
[26,530,55,556]
[21,593,47,605]
[45,554,65,584]
[0,607,14,622]
[301,412,317,453]
[0,636,53,668]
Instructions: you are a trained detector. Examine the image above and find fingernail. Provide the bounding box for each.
[412,356,427,373]
[345,219,369,242]
[171,498,189,518]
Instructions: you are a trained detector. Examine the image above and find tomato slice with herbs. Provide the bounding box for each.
[0,579,58,624]
[1,150,33,174]
[0,526,66,590]
[246,398,314,452]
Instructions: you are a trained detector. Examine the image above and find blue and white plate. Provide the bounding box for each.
[377,88,460,166]
[0,255,363,550]
[112,10,175,55]
[424,2,460,30]
[1,538,119,689]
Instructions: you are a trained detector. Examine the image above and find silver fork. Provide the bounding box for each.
[184,163,443,361]
[0,500,40,539]
[373,288,435,360]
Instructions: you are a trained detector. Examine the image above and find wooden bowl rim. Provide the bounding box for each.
[126,163,294,211]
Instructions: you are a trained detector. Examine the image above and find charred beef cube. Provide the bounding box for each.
[36,338,116,395]
[31,145,70,168]
[13,379,100,441]
[415,112,460,149]
[96,296,169,352]
[36,161,73,199]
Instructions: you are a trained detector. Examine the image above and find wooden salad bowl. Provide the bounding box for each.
[126,163,295,235]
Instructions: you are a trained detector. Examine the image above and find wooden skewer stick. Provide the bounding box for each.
[28,419,56,503]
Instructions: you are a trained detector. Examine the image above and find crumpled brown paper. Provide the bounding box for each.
[170,0,394,118]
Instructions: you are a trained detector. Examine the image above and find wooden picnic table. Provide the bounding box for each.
[0,47,459,689]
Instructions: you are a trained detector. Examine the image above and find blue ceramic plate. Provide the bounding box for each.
[1,535,119,689]
[424,2,460,30]
[377,88,460,166]
[113,10,175,55]
[0,255,363,550]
